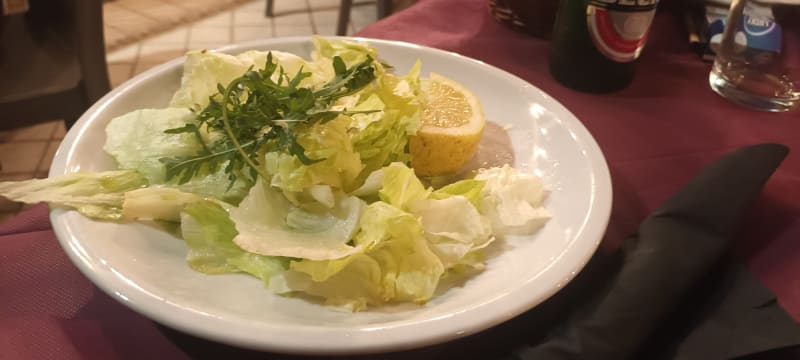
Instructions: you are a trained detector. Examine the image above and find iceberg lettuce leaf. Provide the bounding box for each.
[181,200,288,280]
[378,162,430,210]
[230,178,366,260]
[272,254,383,311]
[0,170,147,220]
[264,116,363,195]
[104,108,201,183]
[409,196,492,269]
[350,62,421,186]
[122,186,204,222]
[169,51,251,110]
[312,36,381,70]
[475,165,552,236]
[104,107,251,204]
[279,201,443,311]
[430,179,486,208]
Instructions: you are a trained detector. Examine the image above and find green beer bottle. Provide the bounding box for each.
[548,0,660,93]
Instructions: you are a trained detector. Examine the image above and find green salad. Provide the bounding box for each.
[0,37,551,311]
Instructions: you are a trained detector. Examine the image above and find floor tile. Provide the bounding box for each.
[103,27,129,50]
[52,121,67,140]
[0,122,57,142]
[234,5,273,26]
[308,0,342,11]
[270,0,310,15]
[311,9,341,35]
[117,0,190,24]
[188,25,232,47]
[273,12,315,36]
[350,3,378,31]
[274,24,315,37]
[193,11,233,27]
[38,141,61,172]
[349,19,357,34]
[108,63,135,88]
[107,44,140,63]
[152,0,235,19]
[103,4,161,34]
[133,62,163,76]
[312,8,339,26]
[187,43,232,51]
[314,21,340,36]
[104,0,247,51]
[236,0,266,12]
[0,141,48,174]
[141,26,190,46]
[138,44,188,64]
[273,12,313,26]
[234,25,273,42]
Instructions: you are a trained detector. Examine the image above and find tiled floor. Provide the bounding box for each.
[0,0,379,221]
[103,0,253,50]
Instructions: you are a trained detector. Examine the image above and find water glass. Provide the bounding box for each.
[709,0,799,112]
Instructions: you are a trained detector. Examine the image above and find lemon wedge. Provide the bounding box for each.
[409,72,486,176]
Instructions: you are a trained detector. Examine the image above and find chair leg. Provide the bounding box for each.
[266,0,275,17]
[77,0,111,103]
[377,0,392,18]
[337,0,353,36]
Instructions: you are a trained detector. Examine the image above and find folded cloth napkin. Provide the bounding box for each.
[158,143,799,360]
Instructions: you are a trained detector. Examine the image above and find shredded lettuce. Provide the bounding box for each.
[409,196,493,269]
[276,201,443,311]
[273,163,496,309]
[0,170,147,220]
[350,61,422,186]
[311,36,382,73]
[169,50,312,110]
[229,178,366,260]
[122,187,204,222]
[377,163,493,269]
[430,179,486,208]
[378,162,430,210]
[264,116,364,196]
[104,108,251,204]
[181,200,288,281]
[475,165,552,236]
[104,108,200,183]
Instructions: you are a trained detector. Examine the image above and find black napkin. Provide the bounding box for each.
[509,143,800,360]
[159,143,800,360]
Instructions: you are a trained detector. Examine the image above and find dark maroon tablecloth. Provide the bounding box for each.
[1,0,798,358]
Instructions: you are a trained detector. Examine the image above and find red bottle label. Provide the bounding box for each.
[586,0,658,62]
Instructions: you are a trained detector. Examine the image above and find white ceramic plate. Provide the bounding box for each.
[50,37,611,355]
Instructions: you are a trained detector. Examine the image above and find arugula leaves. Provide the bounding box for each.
[160,52,378,185]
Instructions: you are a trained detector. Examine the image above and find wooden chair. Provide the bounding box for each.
[0,0,111,131]
[265,0,393,36]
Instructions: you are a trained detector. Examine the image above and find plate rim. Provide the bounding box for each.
[49,36,612,355]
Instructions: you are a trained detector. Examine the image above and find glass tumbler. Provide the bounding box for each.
[709,0,799,112]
